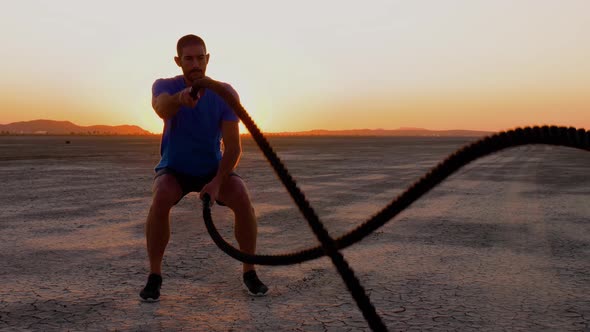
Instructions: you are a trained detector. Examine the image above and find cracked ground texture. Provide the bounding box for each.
[1,135,589,331]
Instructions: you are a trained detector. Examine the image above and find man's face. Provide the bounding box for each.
[175,44,209,82]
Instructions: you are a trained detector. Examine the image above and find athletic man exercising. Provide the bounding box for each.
[140,34,268,301]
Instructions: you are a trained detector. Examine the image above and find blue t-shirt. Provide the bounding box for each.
[152,75,239,176]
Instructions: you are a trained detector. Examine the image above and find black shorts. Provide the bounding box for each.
[154,167,241,205]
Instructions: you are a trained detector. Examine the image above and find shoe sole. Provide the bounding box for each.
[243,284,269,297]
[140,296,160,302]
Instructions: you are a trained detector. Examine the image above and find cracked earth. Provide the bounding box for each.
[1,135,589,331]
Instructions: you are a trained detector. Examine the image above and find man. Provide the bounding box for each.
[140,34,268,302]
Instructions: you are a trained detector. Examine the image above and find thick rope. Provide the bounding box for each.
[194,78,388,330]
[193,78,589,332]
[212,125,590,263]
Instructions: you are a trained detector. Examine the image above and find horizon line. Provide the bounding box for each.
[0,118,497,134]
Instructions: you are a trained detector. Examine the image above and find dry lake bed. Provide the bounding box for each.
[1,135,589,331]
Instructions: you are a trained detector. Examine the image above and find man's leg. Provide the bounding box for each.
[217,176,257,273]
[141,173,183,301]
[146,174,183,274]
[217,176,268,296]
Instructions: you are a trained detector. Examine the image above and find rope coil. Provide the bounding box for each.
[194,78,589,332]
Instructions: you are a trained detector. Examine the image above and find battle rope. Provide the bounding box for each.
[192,78,589,332]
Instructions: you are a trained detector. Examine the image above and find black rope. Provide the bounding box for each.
[193,78,590,332]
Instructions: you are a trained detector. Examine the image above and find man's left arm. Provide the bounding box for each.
[199,120,242,203]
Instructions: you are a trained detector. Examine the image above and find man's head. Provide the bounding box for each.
[174,34,210,82]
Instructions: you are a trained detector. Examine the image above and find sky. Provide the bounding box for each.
[0,0,588,134]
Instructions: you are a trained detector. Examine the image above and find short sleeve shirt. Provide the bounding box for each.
[152,75,239,176]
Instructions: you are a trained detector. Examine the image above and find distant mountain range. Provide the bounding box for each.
[0,119,492,137]
[265,127,492,137]
[0,120,152,135]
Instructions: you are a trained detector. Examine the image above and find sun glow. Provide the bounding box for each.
[1,0,589,133]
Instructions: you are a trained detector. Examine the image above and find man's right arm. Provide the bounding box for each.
[152,87,196,119]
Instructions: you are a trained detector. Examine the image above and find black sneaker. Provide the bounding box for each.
[243,270,269,296]
[140,273,162,302]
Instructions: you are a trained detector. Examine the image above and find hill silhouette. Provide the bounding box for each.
[0,120,152,135]
[263,128,492,137]
[0,119,492,137]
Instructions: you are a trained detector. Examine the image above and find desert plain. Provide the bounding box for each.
[1,135,589,331]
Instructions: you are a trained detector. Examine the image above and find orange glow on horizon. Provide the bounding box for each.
[1,1,589,134]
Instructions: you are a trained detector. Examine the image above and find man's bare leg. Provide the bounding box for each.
[233,198,257,273]
[218,176,257,272]
[146,174,183,274]
[140,174,183,301]
[218,176,268,295]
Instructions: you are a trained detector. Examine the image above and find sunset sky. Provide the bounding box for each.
[1,0,588,134]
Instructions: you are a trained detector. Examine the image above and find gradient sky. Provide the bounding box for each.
[1,0,588,134]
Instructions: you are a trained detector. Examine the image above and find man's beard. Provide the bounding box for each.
[186,69,204,81]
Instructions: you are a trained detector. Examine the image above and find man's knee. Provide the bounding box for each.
[151,175,182,212]
[233,196,255,215]
[220,178,254,213]
[232,191,256,217]
[151,192,175,213]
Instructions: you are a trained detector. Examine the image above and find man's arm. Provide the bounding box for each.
[217,120,242,178]
[199,120,242,202]
[152,87,197,119]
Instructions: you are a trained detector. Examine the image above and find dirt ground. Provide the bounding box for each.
[1,135,589,331]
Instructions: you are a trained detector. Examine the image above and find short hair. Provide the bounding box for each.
[176,34,207,57]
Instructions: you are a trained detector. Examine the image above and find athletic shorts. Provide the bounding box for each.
[154,167,241,205]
